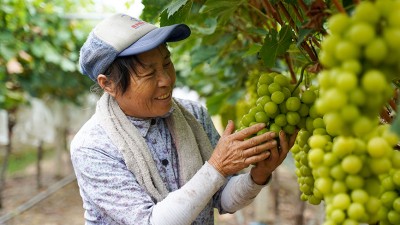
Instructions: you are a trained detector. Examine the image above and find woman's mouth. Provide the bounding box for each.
[156,93,171,100]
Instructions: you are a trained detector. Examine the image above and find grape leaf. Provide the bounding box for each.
[190,45,218,68]
[259,25,294,67]
[297,27,313,46]
[166,0,190,18]
[243,44,262,57]
[206,91,230,115]
[160,0,192,26]
[200,0,245,24]
[141,0,171,22]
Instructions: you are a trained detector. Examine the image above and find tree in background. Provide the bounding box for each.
[0,0,94,208]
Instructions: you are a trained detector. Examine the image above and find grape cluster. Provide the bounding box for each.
[319,0,400,76]
[308,1,400,224]
[309,125,399,224]
[238,72,315,136]
[317,0,397,137]
[378,148,400,225]
[292,128,328,205]
[291,89,329,205]
[236,70,266,121]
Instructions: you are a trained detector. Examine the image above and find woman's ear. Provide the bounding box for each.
[97,74,117,97]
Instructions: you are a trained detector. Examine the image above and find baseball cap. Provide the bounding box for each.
[79,13,191,81]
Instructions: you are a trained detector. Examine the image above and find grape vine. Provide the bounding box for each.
[238,0,400,224]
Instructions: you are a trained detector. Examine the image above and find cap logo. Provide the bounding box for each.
[131,21,146,29]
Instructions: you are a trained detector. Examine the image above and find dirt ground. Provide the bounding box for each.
[0,153,323,225]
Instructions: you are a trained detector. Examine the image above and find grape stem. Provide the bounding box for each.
[292,61,314,93]
[380,107,392,124]
[284,53,296,84]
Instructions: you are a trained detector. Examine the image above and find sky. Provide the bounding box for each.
[95,0,144,17]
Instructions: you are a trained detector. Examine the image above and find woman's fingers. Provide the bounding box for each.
[245,150,271,164]
[239,131,276,149]
[213,121,299,177]
[231,123,266,140]
[242,138,277,157]
[278,131,289,152]
[277,131,291,162]
[222,120,236,137]
[232,139,276,164]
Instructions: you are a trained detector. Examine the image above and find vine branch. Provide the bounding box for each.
[284,53,296,84]
[261,0,284,25]
[277,2,298,33]
[332,0,346,13]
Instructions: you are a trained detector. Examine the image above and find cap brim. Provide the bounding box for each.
[118,24,191,57]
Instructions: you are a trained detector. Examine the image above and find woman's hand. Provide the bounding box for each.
[250,130,298,185]
[208,120,278,177]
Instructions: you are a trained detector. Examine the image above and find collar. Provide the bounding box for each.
[126,107,175,137]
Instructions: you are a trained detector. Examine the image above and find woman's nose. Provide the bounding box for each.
[157,70,173,86]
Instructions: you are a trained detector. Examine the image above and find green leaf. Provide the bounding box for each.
[160,0,192,26]
[43,43,62,64]
[0,44,16,61]
[243,43,262,57]
[282,0,298,4]
[166,0,190,17]
[31,42,46,58]
[259,25,294,67]
[60,58,76,72]
[141,0,171,23]
[201,0,244,13]
[297,27,313,46]
[206,91,229,115]
[227,89,244,105]
[200,0,245,24]
[190,46,218,68]
[194,18,217,35]
[58,30,71,42]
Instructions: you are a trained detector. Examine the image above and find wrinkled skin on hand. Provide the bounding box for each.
[250,130,298,185]
[208,121,278,177]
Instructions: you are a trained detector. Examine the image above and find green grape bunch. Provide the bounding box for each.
[317,0,400,142]
[291,89,327,205]
[378,148,400,225]
[238,72,316,137]
[310,124,399,225]
[316,0,400,137]
[307,0,400,224]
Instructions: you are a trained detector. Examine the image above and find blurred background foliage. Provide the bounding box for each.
[0,0,97,112]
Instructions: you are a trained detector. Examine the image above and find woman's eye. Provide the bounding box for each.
[138,72,154,78]
[163,62,171,68]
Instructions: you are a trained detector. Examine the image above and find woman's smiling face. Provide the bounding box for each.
[111,44,176,118]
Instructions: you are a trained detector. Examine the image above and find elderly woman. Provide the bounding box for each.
[71,13,296,225]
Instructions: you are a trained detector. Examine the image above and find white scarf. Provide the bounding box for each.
[95,93,213,202]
